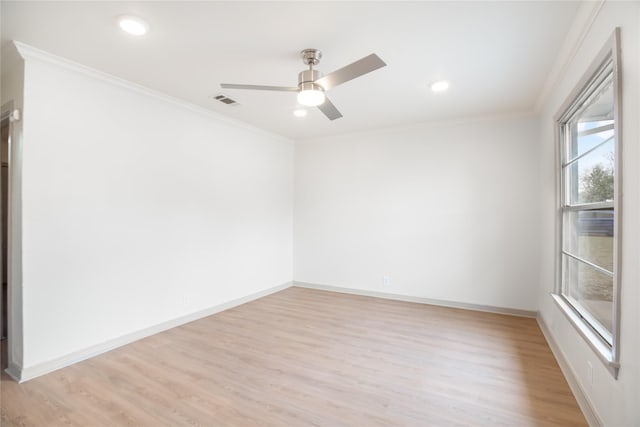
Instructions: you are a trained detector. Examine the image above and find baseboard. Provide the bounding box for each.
[5,362,22,382]
[293,281,537,318]
[14,281,293,383]
[536,314,602,427]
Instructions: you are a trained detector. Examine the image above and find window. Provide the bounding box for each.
[555,29,621,374]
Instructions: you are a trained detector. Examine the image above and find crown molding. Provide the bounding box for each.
[534,0,605,113]
[296,109,538,144]
[11,41,292,144]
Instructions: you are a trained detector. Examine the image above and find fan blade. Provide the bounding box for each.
[317,97,343,121]
[221,83,298,92]
[314,54,386,90]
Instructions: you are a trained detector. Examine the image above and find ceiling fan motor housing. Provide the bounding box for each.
[298,69,324,93]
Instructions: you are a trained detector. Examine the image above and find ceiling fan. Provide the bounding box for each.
[221,49,387,120]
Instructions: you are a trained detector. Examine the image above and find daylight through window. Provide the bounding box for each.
[556,30,621,370]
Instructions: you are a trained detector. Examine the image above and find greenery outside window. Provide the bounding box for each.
[555,29,621,375]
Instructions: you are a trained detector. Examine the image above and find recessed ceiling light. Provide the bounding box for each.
[118,15,149,36]
[430,80,450,92]
[293,109,308,118]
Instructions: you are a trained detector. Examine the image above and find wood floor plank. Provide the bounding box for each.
[1,287,587,426]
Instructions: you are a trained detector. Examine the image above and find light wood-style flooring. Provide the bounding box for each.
[1,287,587,426]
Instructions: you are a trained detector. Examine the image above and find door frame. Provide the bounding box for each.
[1,100,23,380]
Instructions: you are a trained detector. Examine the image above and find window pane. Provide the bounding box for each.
[563,210,614,272]
[568,73,614,159]
[566,138,614,205]
[563,254,613,337]
[570,120,614,159]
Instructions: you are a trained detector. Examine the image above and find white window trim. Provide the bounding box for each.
[553,28,622,379]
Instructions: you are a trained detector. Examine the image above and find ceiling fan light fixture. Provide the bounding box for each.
[297,89,325,107]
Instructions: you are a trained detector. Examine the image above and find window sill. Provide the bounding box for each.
[551,293,619,379]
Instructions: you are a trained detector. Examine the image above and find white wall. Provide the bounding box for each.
[295,115,540,311]
[16,46,294,373]
[537,2,640,425]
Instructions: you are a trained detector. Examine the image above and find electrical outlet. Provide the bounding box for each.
[587,361,593,387]
[383,276,391,286]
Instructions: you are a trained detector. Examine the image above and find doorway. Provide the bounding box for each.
[0,113,9,342]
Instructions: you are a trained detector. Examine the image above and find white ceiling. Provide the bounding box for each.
[1,1,580,140]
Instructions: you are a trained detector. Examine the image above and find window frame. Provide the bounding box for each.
[553,28,622,378]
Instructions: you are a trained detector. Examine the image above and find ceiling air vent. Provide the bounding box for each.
[211,94,239,106]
